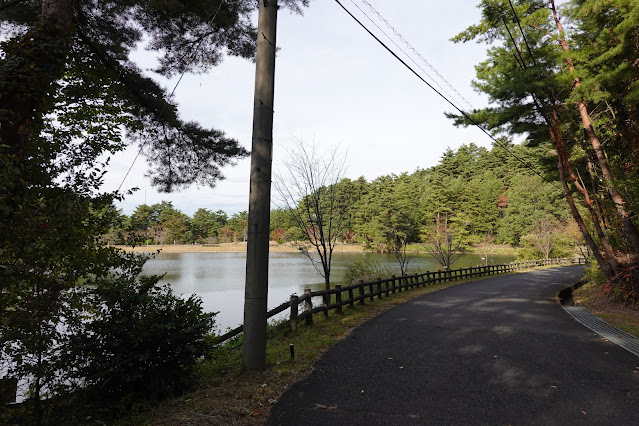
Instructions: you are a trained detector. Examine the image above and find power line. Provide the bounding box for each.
[351,0,474,113]
[507,0,537,67]
[333,0,558,187]
[117,0,227,192]
[359,0,475,112]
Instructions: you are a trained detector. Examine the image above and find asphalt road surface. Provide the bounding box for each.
[268,266,639,425]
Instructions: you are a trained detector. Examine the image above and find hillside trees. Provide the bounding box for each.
[450,0,639,298]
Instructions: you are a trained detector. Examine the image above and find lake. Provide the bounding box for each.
[142,251,515,332]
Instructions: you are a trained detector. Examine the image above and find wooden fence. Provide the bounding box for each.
[214,257,584,345]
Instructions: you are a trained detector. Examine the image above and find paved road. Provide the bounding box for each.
[268,266,639,425]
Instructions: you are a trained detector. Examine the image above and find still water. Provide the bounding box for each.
[142,251,515,332]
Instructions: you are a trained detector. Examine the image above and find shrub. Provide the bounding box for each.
[67,273,216,400]
[343,257,393,285]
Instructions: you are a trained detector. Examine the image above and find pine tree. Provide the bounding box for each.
[450,0,639,296]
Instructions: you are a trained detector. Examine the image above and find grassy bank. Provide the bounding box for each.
[573,282,639,337]
[115,242,518,256]
[115,242,367,253]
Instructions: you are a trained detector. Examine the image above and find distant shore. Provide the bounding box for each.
[114,243,516,255]
[114,242,368,253]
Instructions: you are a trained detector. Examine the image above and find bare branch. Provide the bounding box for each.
[274,138,348,293]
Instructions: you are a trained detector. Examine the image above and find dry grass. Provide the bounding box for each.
[573,281,639,337]
[115,242,367,254]
[116,243,517,255]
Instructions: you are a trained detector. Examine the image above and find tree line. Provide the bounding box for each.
[107,141,579,262]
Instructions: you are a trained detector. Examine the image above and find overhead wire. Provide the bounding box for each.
[351,0,474,113]
[117,0,227,192]
[333,0,558,187]
[507,0,537,66]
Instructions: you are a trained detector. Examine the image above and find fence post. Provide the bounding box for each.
[335,285,343,314]
[358,281,366,305]
[369,281,375,302]
[290,294,299,333]
[349,285,355,308]
[304,288,313,325]
[391,275,396,294]
[377,278,383,300]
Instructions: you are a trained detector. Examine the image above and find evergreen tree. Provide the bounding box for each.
[450,0,639,296]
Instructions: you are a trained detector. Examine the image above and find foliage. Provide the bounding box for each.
[517,216,577,260]
[67,271,215,401]
[0,0,286,420]
[450,0,639,301]
[111,140,577,258]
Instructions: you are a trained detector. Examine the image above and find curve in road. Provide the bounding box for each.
[268,266,639,425]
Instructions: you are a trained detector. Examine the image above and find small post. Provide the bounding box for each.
[304,288,313,325]
[349,287,355,308]
[377,278,383,300]
[369,282,374,302]
[335,285,343,314]
[290,343,295,361]
[290,294,299,333]
[358,281,366,305]
[391,275,396,294]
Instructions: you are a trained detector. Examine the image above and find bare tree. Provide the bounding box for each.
[527,215,557,260]
[275,140,348,295]
[423,213,466,270]
[384,210,419,276]
[386,228,411,276]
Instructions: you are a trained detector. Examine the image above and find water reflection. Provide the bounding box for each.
[141,252,514,332]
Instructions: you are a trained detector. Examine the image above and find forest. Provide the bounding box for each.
[108,142,578,261]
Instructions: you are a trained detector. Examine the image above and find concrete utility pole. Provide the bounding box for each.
[242,0,278,370]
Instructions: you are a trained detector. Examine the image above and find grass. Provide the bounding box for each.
[572,281,639,338]
[129,274,509,425]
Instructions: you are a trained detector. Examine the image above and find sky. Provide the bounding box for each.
[102,0,493,216]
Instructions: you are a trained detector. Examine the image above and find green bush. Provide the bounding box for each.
[67,274,216,400]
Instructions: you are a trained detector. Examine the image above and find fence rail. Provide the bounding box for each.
[214,257,585,345]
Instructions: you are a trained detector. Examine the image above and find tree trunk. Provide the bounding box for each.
[547,122,616,279]
[578,102,639,253]
[551,0,639,255]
